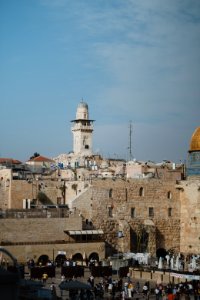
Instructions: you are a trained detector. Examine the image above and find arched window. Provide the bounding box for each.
[167,191,172,199]
[139,187,144,197]
[109,189,113,198]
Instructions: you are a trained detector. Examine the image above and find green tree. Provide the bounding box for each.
[30,152,40,159]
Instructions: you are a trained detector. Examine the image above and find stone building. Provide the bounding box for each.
[0,211,105,263]
[0,99,199,261]
[71,126,200,257]
[25,155,55,173]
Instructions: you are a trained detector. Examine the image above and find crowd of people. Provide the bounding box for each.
[24,256,200,299]
[143,280,200,300]
[85,276,200,299]
[58,272,200,300]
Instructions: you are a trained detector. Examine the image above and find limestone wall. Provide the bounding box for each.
[0,215,82,244]
[64,180,91,209]
[0,175,91,210]
[2,242,105,263]
[88,178,181,256]
[0,169,12,210]
[179,179,200,254]
[10,179,64,208]
[71,188,93,219]
[130,269,185,285]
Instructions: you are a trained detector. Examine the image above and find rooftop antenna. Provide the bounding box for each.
[129,121,133,161]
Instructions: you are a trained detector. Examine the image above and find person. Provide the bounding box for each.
[143,282,149,298]
[61,274,65,282]
[121,289,126,300]
[155,286,160,300]
[108,277,113,294]
[88,275,94,288]
[112,283,116,299]
[42,272,48,285]
[118,278,123,291]
[136,281,140,293]
[50,282,56,297]
[128,282,134,298]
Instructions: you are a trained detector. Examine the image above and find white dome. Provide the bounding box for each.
[77,101,88,109]
[76,101,89,120]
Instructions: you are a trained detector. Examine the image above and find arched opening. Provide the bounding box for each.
[55,254,67,267]
[88,252,99,262]
[139,187,144,197]
[37,254,49,266]
[109,188,113,198]
[72,253,83,262]
[130,228,137,253]
[156,248,168,259]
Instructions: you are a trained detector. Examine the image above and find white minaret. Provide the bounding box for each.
[71,101,94,156]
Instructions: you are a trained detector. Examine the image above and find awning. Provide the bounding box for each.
[66,230,104,235]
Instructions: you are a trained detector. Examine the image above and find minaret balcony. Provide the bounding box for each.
[71,124,93,131]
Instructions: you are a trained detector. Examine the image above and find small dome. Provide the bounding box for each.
[77,101,88,109]
[190,127,200,151]
[76,100,89,120]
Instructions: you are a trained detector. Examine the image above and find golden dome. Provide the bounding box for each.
[190,127,200,151]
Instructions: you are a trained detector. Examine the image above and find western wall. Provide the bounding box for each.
[72,178,181,256]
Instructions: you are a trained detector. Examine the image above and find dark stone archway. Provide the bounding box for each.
[37,254,49,266]
[72,253,83,262]
[130,227,149,253]
[156,248,168,258]
[88,252,99,262]
[55,254,66,267]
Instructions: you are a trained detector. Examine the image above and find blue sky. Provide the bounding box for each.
[0,0,200,163]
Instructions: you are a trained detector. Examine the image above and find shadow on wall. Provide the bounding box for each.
[37,192,54,205]
[155,228,165,250]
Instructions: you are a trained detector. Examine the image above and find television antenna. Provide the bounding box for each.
[128,121,133,161]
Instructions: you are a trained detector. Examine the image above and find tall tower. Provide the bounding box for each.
[71,101,95,156]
